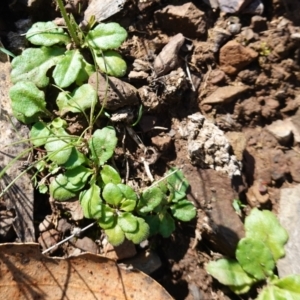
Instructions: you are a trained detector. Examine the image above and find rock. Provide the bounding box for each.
[242,0,264,14]
[39,215,54,232]
[55,200,84,221]
[128,71,149,80]
[260,98,280,119]
[277,185,300,277]
[57,218,72,234]
[219,40,258,75]
[246,180,269,207]
[286,150,300,183]
[38,229,61,254]
[250,15,268,32]
[178,113,242,177]
[217,0,263,13]
[225,132,247,161]
[151,135,172,152]
[121,250,162,275]
[103,239,137,261]
[209,27,231,53]
[201,85,249,105]
[266,120,293,145]
[209,69,225,85]
[154,3,207,39]
[154,33,185,77]
[83,0,126,23]
[269,149,289,181]
[75,237,98,254]
[89,73,139,111]
[290,109,300,143]
[182,166,245,257]
[0,211,15,241]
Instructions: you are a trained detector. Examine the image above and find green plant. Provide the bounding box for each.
[206,208,300,299]
[2,0,197,246]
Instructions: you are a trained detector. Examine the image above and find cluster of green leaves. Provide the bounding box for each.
[206,208,300,299]
[29,118,196,245]
[7,2,197,247]
[9,20,127,124]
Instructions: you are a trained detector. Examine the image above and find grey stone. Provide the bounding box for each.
[266,120,293,145]
[277,185,300,277]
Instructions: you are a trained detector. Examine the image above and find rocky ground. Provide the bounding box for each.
[1,0,300,299]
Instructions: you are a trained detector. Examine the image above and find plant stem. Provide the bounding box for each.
[56,0,81,47]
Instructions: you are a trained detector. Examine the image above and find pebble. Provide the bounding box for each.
[75,237,98,254]
[266,119,293,145]
[220,40,258,75]
[277,185,300,277]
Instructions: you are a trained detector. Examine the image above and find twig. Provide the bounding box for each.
[42,221,96,254]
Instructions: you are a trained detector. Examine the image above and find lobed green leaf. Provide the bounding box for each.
[11,46,64,88]
[102,183,123,206]
[236,238,275,280]
[80,184,102,219]
[105,224,125,246]
[30,121,52,146]
[100,165,121,184]
[170,199,196,222]
[125,217,150,244]
[9,81,48,124]
[244,208,289,261]
[139,187,164,213]
[118,212,138,233]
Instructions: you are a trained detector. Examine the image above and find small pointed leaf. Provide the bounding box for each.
[26,21,70,46]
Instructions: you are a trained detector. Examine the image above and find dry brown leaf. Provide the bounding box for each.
[0,243,173,300]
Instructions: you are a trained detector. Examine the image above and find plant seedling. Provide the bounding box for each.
[206,208,300,299]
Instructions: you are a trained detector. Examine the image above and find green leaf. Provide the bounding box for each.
[105,224,125,246]
[11,46,64,88]
[236,238,275,280]
[57,84,97,115]
[170,200,196,222]
[120,199,136,212]
[98,204,116,229]
[273,275,300,294]
[85,22,127,50]
[9,81,48,124]
[76,59,95,85]
[117,184,137,201]
[65,166,92,186]
[26,21,70,46]
[158,212,175,238]
[144,215,160,236]
[245,208,289,261]
[45,128,73,165]
[100,165,121,184]
[102,183,123,206]
[49,174,78,201]
[139,187,163,213]
[206,259,255,289]
[62,148,88,169]
[79,184,102,219]
[257,281,300,300]
[125,217,150,244]
[118,212,138,233]
[167,168,189,194]
[30,121,51,146]
[53,50,83,88]
[94,50,127,77]
[88,127,117,166]
[229,284,251,295]
[51,117,67,128]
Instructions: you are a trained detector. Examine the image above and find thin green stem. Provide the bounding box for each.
[56,0,81,47]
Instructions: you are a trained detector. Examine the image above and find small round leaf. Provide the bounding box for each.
[118,213,138,233]
[102,183,123,206]
[105,224,125,246]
